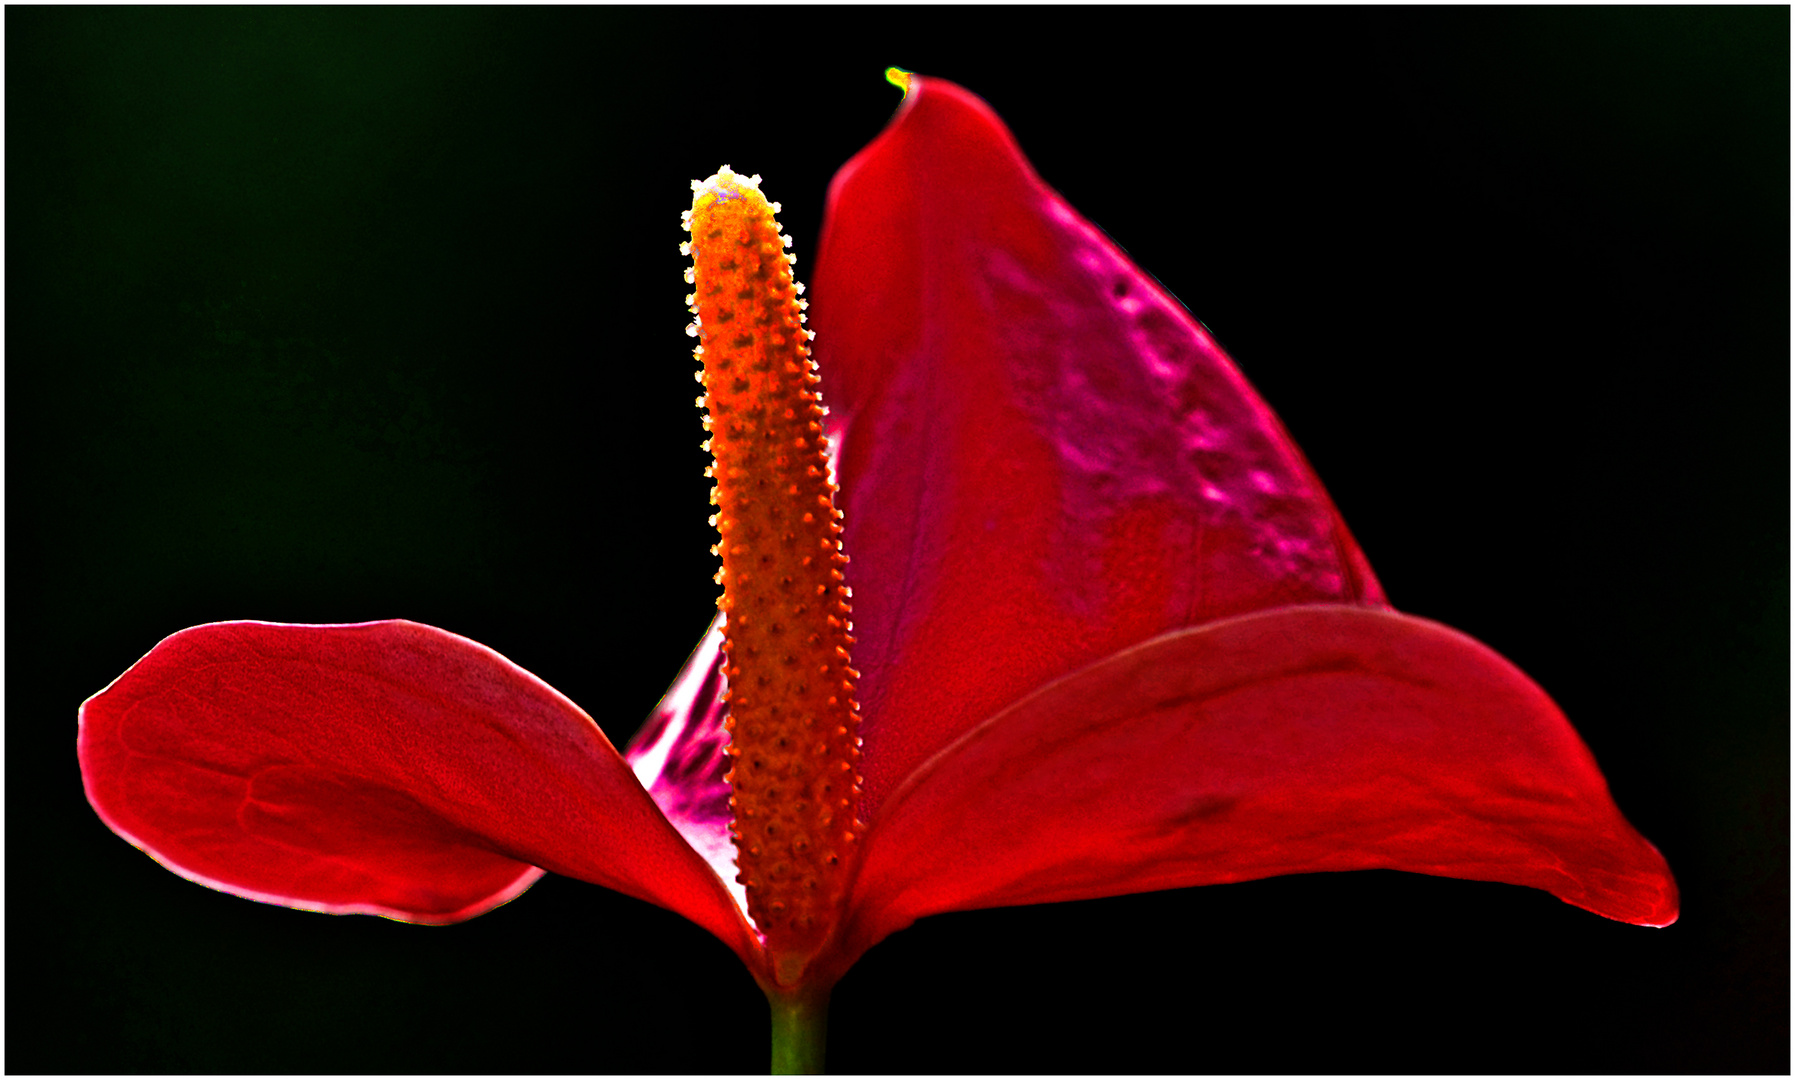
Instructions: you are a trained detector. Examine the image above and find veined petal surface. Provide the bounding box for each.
[811,76,1385,814]
[839,605,1677,967]
[79,620,756,962]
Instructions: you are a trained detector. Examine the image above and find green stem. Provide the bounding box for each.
[768,988,830,1074]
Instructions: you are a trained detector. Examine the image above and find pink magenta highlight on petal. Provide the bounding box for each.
[624,613,748,920]
[76,72,1679,1015]
[810,75,1386,816]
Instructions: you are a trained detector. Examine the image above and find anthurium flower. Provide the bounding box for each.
[78,72,1677,1073]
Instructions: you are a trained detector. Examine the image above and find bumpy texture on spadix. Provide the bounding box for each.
[76,75,1678,1023]
[685,166,863,966]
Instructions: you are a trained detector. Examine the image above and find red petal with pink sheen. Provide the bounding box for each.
[811,77,1385,814]
[623,613,745,918]
[837,605,1677,970]
[79,621,756,961]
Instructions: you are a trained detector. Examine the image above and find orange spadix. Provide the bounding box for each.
[683,166,863,980]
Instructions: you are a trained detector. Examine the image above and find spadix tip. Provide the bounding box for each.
[691,165,768,214]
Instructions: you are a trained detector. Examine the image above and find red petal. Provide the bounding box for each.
[622,613,745,918]
[79,621,757,961]
[811,76,1385,813]
[838,605,1677,969]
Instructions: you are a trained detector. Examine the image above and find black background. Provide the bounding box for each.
[8,7,1786,1073]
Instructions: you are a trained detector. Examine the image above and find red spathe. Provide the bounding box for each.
[77,74,1677,999]
[79,620,755,962]
[812,77,1385,814]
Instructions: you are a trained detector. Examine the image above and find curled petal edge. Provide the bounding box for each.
[828,604,1676,979]
[78,620,759,967]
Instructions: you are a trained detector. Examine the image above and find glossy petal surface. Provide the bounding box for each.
[79,620,755,960]
[811,77,1385,813]
[839,605,1677,968]
[624,612,746,918]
